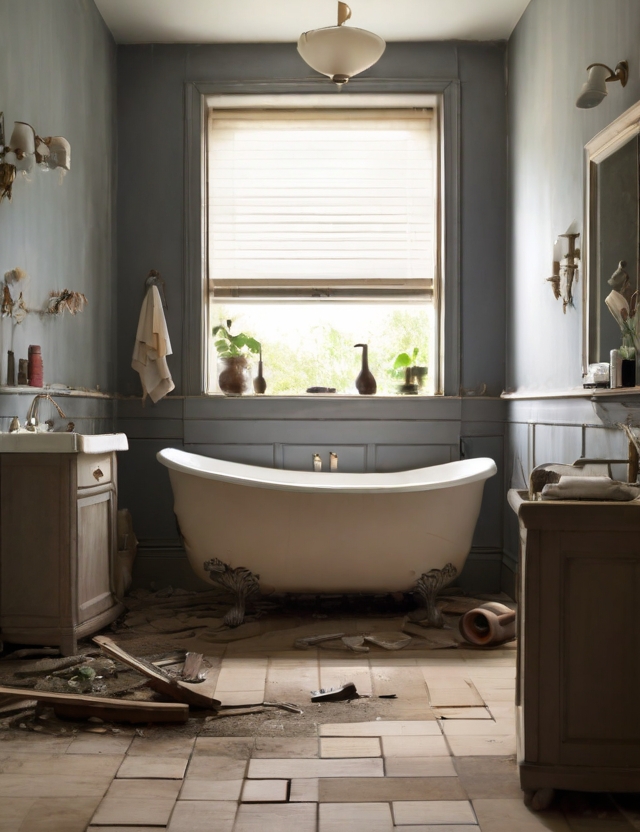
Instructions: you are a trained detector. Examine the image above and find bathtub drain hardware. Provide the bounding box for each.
[203,558,261,627]
[415,563,458,628]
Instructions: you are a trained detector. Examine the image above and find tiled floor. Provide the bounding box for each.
[1,640,639,830]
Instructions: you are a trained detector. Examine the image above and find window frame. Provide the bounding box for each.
[183,78,461,398]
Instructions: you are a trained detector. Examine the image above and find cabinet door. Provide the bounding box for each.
[77,487,116,624]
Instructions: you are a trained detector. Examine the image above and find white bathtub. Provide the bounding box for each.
[157,448,497,625]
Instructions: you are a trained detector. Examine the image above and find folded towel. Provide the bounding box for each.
[131,285,175,404]
[541,475,640,502]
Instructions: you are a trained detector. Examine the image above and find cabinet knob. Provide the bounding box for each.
[93,467,104,481]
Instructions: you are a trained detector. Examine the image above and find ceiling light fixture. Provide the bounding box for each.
[576,61,629,109]
[297,2,386,87]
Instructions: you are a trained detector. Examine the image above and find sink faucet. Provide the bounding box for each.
[25,394,70,432]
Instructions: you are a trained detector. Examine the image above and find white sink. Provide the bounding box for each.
[0,432,128,454]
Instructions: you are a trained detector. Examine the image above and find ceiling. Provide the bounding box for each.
[94,0,531,44]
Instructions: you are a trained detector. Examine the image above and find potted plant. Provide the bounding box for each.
[213,320,261,396]
[392,347,428,394]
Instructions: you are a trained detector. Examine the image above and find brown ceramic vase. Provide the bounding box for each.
[218,356,251,396]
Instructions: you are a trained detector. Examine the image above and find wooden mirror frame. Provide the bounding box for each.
[583,100,640,375]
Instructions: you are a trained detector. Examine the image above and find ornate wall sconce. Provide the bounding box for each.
[576,61,628,109]
[0,112,71,202]
[547,231,580,313]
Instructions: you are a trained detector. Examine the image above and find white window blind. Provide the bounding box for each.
[207,108,436,300]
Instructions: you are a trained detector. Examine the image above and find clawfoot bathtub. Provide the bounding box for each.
[157,449,497,627]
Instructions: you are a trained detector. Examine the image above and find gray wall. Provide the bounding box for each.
[0,0,117,399]
[115,42,509,592]
[505,0,640,591]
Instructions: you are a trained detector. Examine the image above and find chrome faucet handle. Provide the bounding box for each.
[313,453,322,472]
[330,452,338,472]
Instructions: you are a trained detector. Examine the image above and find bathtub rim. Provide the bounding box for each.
[157,447,497,494]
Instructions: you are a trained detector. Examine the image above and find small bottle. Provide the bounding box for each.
[28,345,43,387]
[610,349,622,388]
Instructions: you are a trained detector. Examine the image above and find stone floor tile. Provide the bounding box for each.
[253,737,319,758]
[320,737,381,758]
[385,756,458,778]
[90,796,176,827]
[392,799,477,825]
[216,691,265,707]
[391,827,478,832]
[318,776,466,802]
[433,707,492,720]
[117,755,188,779]
[167,800,237,832]
[290,779,320,802]
[179,778,243,801]
[0,797,36,832]
[242,778,289,802]
[128,735,195,757]
[446,734,516,757]
[186,755,247,780]
[381,734,450,757]
[0,752,123,777]
[17,796,102,832]
[66,733,133,755]
[0,773,111,798]
[441,719,516,736]
[319,801,393,832]
[103,778,182,800]
[319,720,441,737]
[233,802,317,832]
[0,737,72,754]
[248,757,384,779]
[193,737,254,758]
[454,756,522,799]
[472,798,572,831]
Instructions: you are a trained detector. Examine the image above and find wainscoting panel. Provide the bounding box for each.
[375,444,454,472]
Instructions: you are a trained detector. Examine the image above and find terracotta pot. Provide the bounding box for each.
[459,602,516,646]
[218,356,251,396]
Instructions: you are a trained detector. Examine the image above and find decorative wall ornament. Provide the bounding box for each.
[547,231,580,313]
[1,268,87,321]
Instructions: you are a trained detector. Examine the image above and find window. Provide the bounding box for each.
[206,95,441,395]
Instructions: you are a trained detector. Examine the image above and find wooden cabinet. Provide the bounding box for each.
[0,452,125,656]
[509,489,640,796]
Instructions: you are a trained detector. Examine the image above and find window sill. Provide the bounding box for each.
[501,387,640,400]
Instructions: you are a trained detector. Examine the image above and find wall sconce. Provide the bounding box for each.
[297,2,386,86]
[0,112,71,202]
[576,61,629,109]
[547,231,580,313]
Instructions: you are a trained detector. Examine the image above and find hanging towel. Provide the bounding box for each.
[131,285,175,404]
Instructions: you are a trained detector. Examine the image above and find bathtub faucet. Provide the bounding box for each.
[330,452,338,472]
[313,453,322,472]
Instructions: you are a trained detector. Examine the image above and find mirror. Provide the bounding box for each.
[584,102,640,372]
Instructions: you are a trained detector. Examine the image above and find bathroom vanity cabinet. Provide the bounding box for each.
[0,440,127,656]
[509,489,640,798]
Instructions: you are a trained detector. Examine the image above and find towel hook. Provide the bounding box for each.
[145,269,168,310]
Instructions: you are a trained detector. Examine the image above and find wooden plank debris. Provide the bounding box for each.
[93,636,220,710]
[0,685,188,724]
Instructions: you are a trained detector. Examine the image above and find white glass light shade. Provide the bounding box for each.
[576,64,609,109]
[9,122,35,156]
[46,137,71,171]
[297,25,385,83]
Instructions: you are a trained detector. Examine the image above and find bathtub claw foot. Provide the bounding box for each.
[415,563,457,628]
[203,558,261,628]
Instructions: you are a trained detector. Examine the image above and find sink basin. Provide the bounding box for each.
[0,432,128,454]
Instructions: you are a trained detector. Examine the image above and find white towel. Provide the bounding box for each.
[541,475,640,502]
[131,285,175,404]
